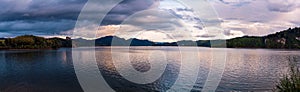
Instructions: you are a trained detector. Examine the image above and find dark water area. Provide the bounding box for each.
[0,47,299,92]
[0,49,82,92]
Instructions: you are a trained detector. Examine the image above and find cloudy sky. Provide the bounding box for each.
[0,0,299,42]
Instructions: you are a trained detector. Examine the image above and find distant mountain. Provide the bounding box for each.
[73,36,155,47]
[95,36,127,46]
[1,27,300,49]
[128,38,154,46]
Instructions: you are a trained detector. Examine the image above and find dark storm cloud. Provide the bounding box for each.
[0,0,87,37]
[0,0,156,37]
[176,8,193,12]
[0,0,86,21]
[101,0,155,25]
[266,0,299,12]
[0,20,76,35]
[195,34,216,38]
[193,26,203,30]
[218,0,230,4]
[218,0,254,7]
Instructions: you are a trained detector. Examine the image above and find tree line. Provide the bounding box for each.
[227,27,300,49]
[0,35,71,49]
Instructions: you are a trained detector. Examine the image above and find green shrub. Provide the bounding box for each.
[0,40,5,46]
[276,57,300,91]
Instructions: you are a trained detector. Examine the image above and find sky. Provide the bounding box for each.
[0,0,299,42]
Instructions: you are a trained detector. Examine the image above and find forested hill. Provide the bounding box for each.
[0,35,72,49]
[227,27,300,49]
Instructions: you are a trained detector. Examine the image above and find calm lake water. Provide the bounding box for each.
[0,47,299,92]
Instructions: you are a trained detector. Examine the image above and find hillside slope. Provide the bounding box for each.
[227,27,300,49]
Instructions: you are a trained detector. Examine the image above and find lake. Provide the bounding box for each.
[0,47,299,92]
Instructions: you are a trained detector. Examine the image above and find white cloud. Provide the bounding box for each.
[210,0,300,37]
[221,19,296,36]
[68,0,237,41]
